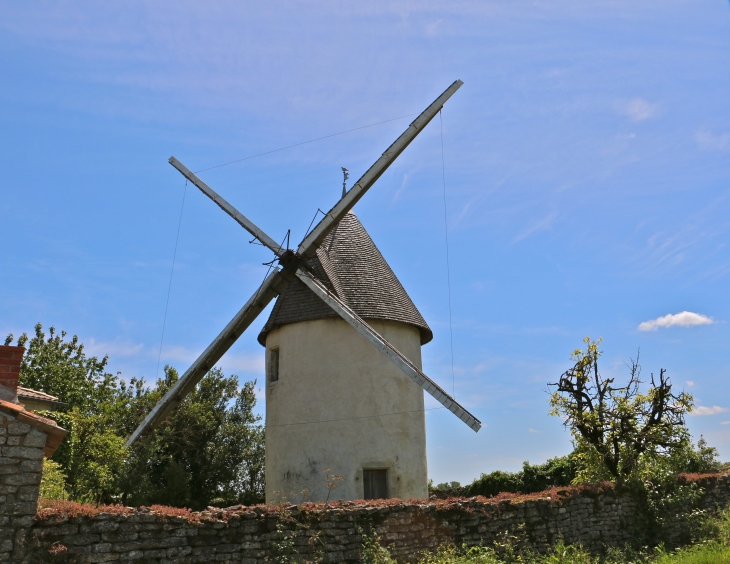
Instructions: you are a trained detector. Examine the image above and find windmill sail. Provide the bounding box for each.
[125,269,288,446]
[295,268,481,432]
[127,80,468,445]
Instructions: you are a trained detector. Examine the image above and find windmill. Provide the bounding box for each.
[127,80,480,502]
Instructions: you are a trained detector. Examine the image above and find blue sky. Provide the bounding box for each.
[1,1,729,485]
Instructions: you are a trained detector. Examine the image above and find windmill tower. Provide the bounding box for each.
[127,80,480,503]
[259,212,433,501]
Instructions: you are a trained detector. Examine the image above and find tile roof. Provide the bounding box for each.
[17,386,59,402]
[258,212,432,346]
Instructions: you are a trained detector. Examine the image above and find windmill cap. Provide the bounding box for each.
[258,212,433,346]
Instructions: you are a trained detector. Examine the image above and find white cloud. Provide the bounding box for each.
[695,129,730,151]
[693,406,729,416]
[721,421,730,425]
[619,98,657,122]
[528,428,542,434]
[637,311,713,331]
[685,380,694,387]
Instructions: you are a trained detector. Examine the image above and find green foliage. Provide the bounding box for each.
[435,481,462,490]
[39,459,68,500]
[121,366,266,509]
[549,338,696,486]
[13,324,119,412]
[417,542,595,564]
[6,323,265,508]
[413,509,730,563]
[460,455,576,498]
[361,532,397,564]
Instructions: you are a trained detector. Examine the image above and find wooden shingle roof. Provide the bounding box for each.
[258,212,433,346]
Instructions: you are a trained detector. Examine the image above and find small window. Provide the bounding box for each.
[363,469,388,500]
[268,348,279,382]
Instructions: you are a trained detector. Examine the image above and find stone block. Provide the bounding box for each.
[22,431,48,448]
[1,446,43,460]
[19,459,43,472]
[88,554,120,563]
[3,501,36,516]
[6,422,30,436]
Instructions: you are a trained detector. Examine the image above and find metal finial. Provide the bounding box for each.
[341,167,349,198]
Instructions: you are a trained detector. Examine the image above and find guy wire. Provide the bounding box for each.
[156,180,188,379]
[439,109,457,399]
[193,113,418,173]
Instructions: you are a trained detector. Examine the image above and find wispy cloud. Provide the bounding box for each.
[695,129,730,152]
[637,311,713,331]
[618,98,658,122]
[513,211,558,243]
[692,406,728,416]
[685,380,695,387]
[721,421,730,425]
[528,428,542,434]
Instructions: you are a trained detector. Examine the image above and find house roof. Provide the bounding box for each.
[0,399,68,457]
[17,387,59,403]
[17,386,67,411]
[258,212,433,346]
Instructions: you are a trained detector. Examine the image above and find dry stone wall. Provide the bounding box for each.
[17,475,730,564]
[0,409,47,562]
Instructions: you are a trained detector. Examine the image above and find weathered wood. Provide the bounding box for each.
[168,156,286,257]
[130,81,469,444]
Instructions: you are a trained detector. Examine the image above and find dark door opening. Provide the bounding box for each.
[363,469,388,500]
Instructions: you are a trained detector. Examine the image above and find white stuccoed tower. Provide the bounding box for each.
[258,212,432,502]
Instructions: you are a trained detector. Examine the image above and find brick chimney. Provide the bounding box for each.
[0,345,24,404]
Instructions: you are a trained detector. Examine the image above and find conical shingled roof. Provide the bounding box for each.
[258,212,433,346]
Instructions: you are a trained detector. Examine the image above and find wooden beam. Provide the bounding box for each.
[297,80,463,258]
[169,156,285,257]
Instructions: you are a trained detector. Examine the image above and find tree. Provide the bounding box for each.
[6,323,266,507]
[7,324,128,502]
[120,366,265,509]
[549,337,703,486]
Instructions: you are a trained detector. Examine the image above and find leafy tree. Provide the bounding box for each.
[39,459,69,501]
[121,366,265,509]
[549,338,713,486]
[6,323,265,507]
[8,324,118,411]
[7,324,127,501]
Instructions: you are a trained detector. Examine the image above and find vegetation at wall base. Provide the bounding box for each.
[357,506,730,563]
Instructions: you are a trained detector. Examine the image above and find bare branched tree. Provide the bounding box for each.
[549,338,694,485]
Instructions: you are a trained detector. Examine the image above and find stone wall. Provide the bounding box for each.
[0,394,67,563]
[17,474,730,563]
[0,409,49,562]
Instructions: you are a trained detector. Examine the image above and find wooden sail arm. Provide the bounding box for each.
[297,80,464,258]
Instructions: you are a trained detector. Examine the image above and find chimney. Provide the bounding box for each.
[0,345,24,404]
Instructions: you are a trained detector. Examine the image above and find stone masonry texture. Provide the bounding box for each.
[0,409,47,562]
[10,474,730,563]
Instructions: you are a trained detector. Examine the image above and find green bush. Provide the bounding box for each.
[459,455,576,498]
[39,458,68,500]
